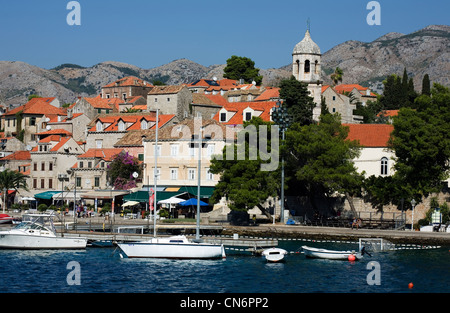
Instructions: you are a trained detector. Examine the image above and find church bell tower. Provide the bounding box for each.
[292,24,323,118]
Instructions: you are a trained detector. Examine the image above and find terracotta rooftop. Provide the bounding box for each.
[5,97,66,116]
[102,76,153,88]
[0,150,31,161]
[213,101,277,125]
[344,124,394,147]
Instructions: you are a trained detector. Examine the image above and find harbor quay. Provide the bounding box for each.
[46,214,450,247]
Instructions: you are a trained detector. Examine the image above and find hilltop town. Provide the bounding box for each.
[0,28,448,229]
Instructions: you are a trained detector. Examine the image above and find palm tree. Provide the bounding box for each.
[331,67,344,86]
[0,169,28,212]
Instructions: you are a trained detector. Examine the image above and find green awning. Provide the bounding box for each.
[123,191,184,203]
[34,191,63,200]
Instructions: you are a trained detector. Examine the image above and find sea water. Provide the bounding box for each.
[0,239,449,294]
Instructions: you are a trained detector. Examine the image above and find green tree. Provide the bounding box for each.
[0,169,28,211]
[330,67,343,86]
[422,74,431,96]
[284,113,363,215]
[106,151,143,190]
[279,76,316,126]
[210,118,279,214]
[368,83,450,206]
[223,55,263,86]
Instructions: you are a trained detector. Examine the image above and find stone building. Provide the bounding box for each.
[292,29,323,120]
[147,85,192,120]
[101,76,153,100]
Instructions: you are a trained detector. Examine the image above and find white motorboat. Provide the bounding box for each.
[0,214,87,250]
[302,245,362,260]
[118,235,226,259]
[261,248,288,262]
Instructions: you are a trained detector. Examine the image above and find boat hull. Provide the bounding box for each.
[118,237,226,259]
[262,248,287,263]
[302,246,361,260]
[0,233,87,250]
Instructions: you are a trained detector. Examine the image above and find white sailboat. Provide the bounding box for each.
[0,213,87,249]
[117,113,226,259]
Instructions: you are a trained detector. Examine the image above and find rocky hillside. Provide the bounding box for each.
[0,25,448,106]
[320,24,450,93]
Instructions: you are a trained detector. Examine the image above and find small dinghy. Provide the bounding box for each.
[302,245,363,261]
[262,248,288,263]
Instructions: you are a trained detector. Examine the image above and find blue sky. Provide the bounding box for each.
[0,0,448,70]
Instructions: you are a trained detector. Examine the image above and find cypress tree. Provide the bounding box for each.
[422,74,431,96]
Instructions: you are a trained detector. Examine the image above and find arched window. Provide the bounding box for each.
[296,60,300,77]
[304,60,310,73]
[315,60,319,74]
[96,121,103,132]
[381,157,388,175]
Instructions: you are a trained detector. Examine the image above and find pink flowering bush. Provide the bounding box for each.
[106,151,142,190]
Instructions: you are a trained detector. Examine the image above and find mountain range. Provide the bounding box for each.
[0,24,448,106]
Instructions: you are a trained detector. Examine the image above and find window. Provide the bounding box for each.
[141,120,148,130]
[79,161,84,168]
[315,60,319,74]
[94,177,100,187]
[170,144,179,156]
[88,161,92,168]
[96,140,103,149]
[33,179,37,189]
[138,154,144,161]
[33,163,37,171]
[381,157,389,176]
[167,97,170,102]
[188,168,195,180]
[29,117,36,126]
[49,162,53,171]
[155,98,158,102]
[122,93,127,100]
[41,162,45,171]
[118,121,125,131]
[304,60,310,73]
[245,112,252,121]
[153,144,161,157]
[220,112,227,122]
[170,168,178,180]
[96,121,103,132]
[206,168,214,181]
[48,179,53,189]
[76,177,81,188]
[106,94,110,99]
[41,179,45,189]
[207,144,215,156]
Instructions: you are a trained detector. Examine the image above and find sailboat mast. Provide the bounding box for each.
[196,125,201,240]
[153,109,159,238]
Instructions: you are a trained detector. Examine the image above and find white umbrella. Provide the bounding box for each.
[158,197,184,204]
[123,201,140,207]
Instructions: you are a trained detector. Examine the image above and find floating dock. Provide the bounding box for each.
[63,231,277,250]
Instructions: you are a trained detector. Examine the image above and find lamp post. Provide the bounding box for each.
[411,199,416,231]
[271,100,290,224]
[67,169,77,231]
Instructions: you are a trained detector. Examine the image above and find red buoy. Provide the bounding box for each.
[348,254,356,262]
[408,282,414,289]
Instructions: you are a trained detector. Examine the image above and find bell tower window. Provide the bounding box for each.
[304,60,310,73]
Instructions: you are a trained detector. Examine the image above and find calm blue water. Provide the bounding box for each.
[0,239,449,294]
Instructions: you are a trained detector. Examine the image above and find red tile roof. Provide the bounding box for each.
[213,101,277,125]
[344,124,394,147]
[334,84,377,97]
[254,88,280,101]
[5,97,66,116]
[90,113,175,132]
[35,129,73,136]
[0,150,31,161]
[102,76,153,88]
[77,148,124,161]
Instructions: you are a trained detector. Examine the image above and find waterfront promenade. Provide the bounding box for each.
[58,214,450,246]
